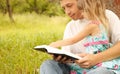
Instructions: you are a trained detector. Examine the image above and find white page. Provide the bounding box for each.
[34,45,82,60]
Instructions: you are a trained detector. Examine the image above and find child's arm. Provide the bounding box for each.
[49,24,99,48]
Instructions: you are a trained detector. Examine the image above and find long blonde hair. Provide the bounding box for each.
[77,0,109,33]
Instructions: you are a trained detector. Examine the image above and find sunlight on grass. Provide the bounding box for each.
[0,13,70,74]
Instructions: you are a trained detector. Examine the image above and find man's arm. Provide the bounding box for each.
[96,41,120,63]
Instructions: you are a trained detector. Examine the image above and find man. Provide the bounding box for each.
[40,0,120,74]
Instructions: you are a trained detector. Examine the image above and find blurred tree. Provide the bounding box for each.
[0,0,64,16]
[43,1,64,16]
[25,0,64,16]
[34,0,39,14]
[6,0,14,22]
[11,0,30,13]
[26,0,39,14]
[0,0,7,14]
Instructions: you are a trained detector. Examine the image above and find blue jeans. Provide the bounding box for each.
[40,60,115,74]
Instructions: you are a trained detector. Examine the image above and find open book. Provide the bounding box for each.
[34,45,82,60]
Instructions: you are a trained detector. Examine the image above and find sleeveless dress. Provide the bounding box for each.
[70,21,120,74]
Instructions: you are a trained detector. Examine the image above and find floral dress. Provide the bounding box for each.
[70,21,120,74]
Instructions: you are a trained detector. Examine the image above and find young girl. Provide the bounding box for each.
[49,0,120,73]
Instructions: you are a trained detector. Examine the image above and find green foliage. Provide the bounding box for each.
[44,2,64,16]
[0,0,64,16]
[0,13,69,73]
[11,0,30,13]
[0,0,6,13]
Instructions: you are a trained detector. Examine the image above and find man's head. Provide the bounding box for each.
[60,0,83,20]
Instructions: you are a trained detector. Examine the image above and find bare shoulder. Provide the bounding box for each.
[86,22,99,30]
[85,23,100,35]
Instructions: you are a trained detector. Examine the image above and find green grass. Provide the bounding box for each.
[0,13,70,74]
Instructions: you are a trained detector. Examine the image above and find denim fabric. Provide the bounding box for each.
[40,60,70,74]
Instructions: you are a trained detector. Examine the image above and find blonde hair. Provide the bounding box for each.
[77,0,109,33]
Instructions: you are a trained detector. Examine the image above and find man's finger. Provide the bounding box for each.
[55,55,62,61]
[61,56,67,62]
[64,59,74,63]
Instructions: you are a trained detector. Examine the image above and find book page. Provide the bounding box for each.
[34,45,64,54]
[34,45,82,60]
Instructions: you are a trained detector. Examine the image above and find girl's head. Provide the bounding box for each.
[77,0,105,20]
[77,0,109,32]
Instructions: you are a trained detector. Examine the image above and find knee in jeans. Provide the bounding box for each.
[40,60,56,69]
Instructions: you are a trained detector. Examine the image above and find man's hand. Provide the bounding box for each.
[75,53,98,68]
[50,54,74,63]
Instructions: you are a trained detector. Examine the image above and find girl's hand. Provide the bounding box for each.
[75,53,99,68]
[49,42,59,48]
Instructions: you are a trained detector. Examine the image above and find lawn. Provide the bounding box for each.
[0,13,69,74]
